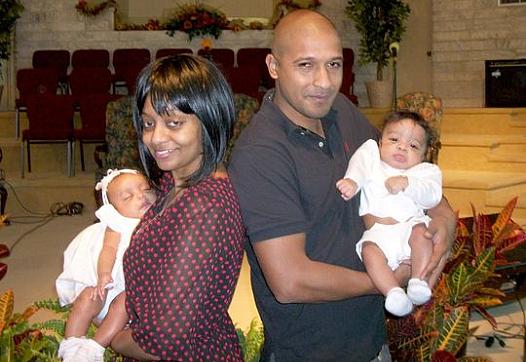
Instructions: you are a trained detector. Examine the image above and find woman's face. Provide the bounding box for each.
[140,96,203,181]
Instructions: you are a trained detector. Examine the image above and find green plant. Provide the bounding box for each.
[236,318,264,362]
[345,0,410,81]
[387,197,526,361]
[0,290,66,361]
[0,0,24,77]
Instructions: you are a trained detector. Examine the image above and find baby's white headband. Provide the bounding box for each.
[95,168,139,205]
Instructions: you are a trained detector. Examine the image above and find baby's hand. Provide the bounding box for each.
[385,176,408,194]
[92,273,113,301]
[336,178,358,201]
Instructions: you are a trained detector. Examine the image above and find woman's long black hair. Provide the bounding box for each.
[133,54,235,186]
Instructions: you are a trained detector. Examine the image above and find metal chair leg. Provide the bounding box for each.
[20,141,25,179]
[68,140,75,177]
[15,108,20,139]
[79,141,85,172]
[26,141,31,173]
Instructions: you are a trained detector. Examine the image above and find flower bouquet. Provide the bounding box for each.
[165,2,229,41]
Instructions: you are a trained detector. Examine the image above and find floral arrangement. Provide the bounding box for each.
[165,2,229,41]
[75,0,116,17]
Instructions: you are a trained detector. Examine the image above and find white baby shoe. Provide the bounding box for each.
[385,287,413,317]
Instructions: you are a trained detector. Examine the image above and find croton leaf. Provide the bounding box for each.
[492,197,517,239]
[0,289,15,326]
[436,306,469,355]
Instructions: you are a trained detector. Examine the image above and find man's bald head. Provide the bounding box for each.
[272,10,341,58]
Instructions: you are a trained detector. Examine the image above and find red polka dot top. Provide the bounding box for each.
[123,172,246,361]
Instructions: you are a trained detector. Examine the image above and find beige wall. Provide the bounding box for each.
[5,0,526,110]
[118,0,275,24]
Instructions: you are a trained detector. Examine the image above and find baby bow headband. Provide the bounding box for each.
[95,168,139,205]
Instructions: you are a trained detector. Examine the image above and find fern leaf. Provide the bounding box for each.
[492,197,517,240]
[33,299,70,317]
[32,319,66,337]
[0,289,15,326]
[436,306,469,355]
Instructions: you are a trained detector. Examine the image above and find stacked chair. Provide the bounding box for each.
[155,48,192,59]
[32,49,70,93]
[15,68,60,139]
[17,46,359,176]
[112,48,151,94]
[21,94,76,177]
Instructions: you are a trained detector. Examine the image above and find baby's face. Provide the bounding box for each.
[379,118,427,170]
[107,173,156,219]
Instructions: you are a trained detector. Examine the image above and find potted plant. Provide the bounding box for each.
[387,197,526,361]
[345,0,410,108]
[0,0,24,102]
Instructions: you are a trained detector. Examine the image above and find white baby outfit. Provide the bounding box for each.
[55,169,141,322]
[344,139,443,269]
[344,139,442,316]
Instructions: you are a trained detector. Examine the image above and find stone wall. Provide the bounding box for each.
[8,0,526,109]
[432,0,526,107]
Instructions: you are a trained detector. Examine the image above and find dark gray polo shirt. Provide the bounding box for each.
[229,93,384,361]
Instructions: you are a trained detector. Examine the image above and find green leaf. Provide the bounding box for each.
[436,306,469,355]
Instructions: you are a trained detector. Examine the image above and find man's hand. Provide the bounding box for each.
[420,210,457,287]
[385,176,408,194]
[336,178,358,201]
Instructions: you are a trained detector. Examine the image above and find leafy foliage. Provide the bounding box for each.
[0,0,24,73]
[388,198,526,361]
[345,0,410,81]
[236,318,264,362]
[0,291,64,361]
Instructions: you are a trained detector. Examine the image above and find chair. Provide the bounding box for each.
[224,65,261,100]
[68,67,113,106]
[341,48,358,105]
[395,91,443,164]
[237,47,273,90]
[71,49,110,69]
[75,94,122,172]
[32,49,70,93]
[21,94,76,177]
[155,48,192,59]
[197,48,235,70]
[15,68,60,139]
[112,48,151,94]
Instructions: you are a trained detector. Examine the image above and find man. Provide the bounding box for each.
[229,9,456,361]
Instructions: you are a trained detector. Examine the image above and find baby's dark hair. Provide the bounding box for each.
[382,110,437,162]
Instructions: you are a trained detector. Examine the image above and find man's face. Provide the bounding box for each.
[269,22,343,125]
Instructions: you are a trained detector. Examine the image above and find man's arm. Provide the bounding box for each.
[421,197,457,283]
[253,232,410,303]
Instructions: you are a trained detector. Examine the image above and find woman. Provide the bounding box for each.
[110,55,246,361]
